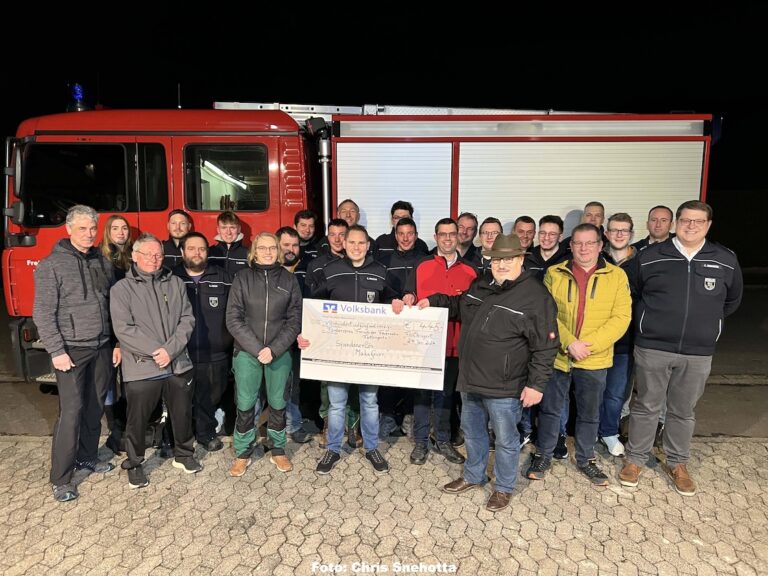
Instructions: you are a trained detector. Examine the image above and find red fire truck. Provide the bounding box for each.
[3,102,712,384]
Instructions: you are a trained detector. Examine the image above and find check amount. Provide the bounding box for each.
[300,299,449,390]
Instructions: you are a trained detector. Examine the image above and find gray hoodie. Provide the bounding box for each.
[110,265,195,382]
[32,239,114,358]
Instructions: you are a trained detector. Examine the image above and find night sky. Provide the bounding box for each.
[4,5,765,266]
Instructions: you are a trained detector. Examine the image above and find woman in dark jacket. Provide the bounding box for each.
[99,214,134,453]
[226,232,302,476]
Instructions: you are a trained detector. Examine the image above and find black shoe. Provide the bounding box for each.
[526,453,552,480]
[578,459,609,486]
[52,483,78,502]
[433,441,465,464]
[157,442,174,459]
[316,450,341,475]
[75,458,115,473]
[290,428,312,444]
[451,429,465,448]
[128,466,149,489]
[553,434,569,460]
[365,449,390,474]
[172,457,203,474]
[654,423,665,448]
[105,434,124,455]
[205,437,224,452]
[410,443,429,465]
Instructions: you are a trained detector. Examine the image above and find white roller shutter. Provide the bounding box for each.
[457,141,704,236]
[336,143,453,246]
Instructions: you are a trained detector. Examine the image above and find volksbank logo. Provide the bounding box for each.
[322,303,338,313]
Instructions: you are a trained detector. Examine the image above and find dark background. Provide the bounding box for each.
[4,5,765,267]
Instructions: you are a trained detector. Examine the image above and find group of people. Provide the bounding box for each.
[34,196,742,514]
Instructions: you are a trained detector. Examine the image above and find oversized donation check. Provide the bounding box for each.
[300,299,449,390]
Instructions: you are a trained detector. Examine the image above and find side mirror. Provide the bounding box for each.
[4,201,25,225]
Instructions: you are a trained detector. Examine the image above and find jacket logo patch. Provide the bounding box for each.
[209,296,219,307]
[366,291,376,303]
[704,278,716,291]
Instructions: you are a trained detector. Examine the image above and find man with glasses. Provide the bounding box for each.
[598,213,638,457]
[111,233,200,489]
[632,205,675,251]
[402,218,478,466]
[470,217,503,276]
[456,212,479,260]
[527,224,631,487]
[418,234,559,511]
[525,215,568,282]
[620,200,742,496]
[374,200,429,261]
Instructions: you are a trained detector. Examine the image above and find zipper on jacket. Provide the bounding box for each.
[638,310,645,334]
[715,318,722,342]
[590,277,599,299]
[677,261,692,353]
[263,269,269,344]
[567,279,573,303]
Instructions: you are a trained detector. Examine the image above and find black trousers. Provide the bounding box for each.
[123,370,195,468]
[192,359,229,443]
[51,345,111,485]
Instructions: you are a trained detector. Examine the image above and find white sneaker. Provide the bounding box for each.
[600,435,625,457]
[214,409,225,434]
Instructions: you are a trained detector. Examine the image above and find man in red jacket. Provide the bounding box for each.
[403,218,478,465]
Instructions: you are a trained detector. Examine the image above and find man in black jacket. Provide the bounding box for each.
[374,200,430,259]
[620,201,743,496]
[419,234,559,511]
[173,232,233,452]
[208,211,249,276]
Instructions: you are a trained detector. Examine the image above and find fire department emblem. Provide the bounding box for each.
[209,296,219,307]
[366,291,376,303]
[704,278,716,291]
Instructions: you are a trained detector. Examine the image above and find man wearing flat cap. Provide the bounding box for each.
[417,234,559,512]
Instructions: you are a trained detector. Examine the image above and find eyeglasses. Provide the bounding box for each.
[480,231,501,237]
[256,246,278,252]
[436,232,458,239]
[135,251,163,261]
[571,240,601,248]
[490,257,517,265]
[678,218,708,227]
[607,228,632,236]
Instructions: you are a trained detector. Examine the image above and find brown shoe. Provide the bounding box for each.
[443,478,481,494]
[229,457,251,477]
[486,491,511,512]
[270,454,293,473]
[619,462,642,487]
[667,463,696,496]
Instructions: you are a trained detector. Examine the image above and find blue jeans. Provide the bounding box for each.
[327,382,379,453]
[461,392,522,494]
[285,369,302,434]
[599,353,631,438]
[537,368,607,466]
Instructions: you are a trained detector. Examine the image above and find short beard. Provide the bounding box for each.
[283,251,299,266]
[184,260,206,273]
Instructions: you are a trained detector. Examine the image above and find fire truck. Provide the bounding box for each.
[3,102,713,385]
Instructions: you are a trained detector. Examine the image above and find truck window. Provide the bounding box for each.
[19,142,169,226]
[184,145,269,212]
[20,143,133,227]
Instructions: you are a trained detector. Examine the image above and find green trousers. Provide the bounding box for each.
[232,349,292,457]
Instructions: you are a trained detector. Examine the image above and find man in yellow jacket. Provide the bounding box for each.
[526,223,631,486]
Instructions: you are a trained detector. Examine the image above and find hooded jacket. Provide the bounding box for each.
[226,262,302,359]
[33,239,114,357]
[110,265,195,381]
[429,271,559,397]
